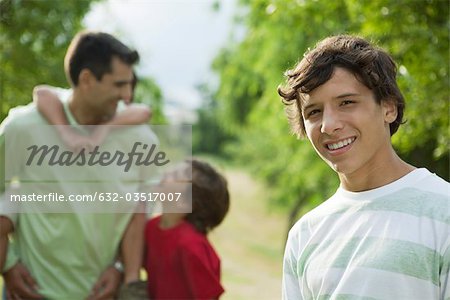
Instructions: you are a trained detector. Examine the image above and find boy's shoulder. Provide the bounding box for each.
[288,168,450,239]
[178,228,218,262]
[409,168,449,196]
[144,215,161,233]
[177,222,212,247]
[288,194,342,238]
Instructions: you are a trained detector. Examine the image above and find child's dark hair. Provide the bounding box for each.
[184,159,230,234]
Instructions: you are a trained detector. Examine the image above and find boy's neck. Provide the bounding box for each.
[159,213,187,229]
[339,151,415,192]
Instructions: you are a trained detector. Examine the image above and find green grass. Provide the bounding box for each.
[209,168,285,299]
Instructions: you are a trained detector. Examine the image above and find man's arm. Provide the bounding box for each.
[87,208,146,299]
[118,125,157,286]
[0,216,13,271]
[121,205,146,284]
[0,115,42,298]
[0,130,19,276]
[0,236,7,272]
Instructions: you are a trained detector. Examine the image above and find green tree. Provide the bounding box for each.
[0,0,165,124]
[0,0,99,121]
[133,76,166,124]
[210,0,449,230]
[347,0,449,176]
[192,83,234,155]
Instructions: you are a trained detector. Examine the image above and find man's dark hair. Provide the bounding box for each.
[185,159,230,234]
[64,31,139,86]
[278,35,405,137]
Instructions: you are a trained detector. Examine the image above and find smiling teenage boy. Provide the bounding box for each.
[278,35,449,299]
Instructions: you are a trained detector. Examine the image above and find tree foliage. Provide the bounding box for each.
[133,76,166,124]
[0,0,165,123]
[0,0,96,120]
[192,84,234,155]
[209,0,449,228]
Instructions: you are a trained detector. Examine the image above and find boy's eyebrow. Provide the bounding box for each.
[302,102,317,112]
[335,92,360,98]
[302,92,360,111]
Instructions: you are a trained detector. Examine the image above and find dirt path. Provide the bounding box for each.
[209,168,286,300]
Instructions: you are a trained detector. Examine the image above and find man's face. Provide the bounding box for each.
[88,57,134,121]
[301,67,396,178]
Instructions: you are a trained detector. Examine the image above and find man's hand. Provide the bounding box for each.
[86,266,122,300]
[3,262,42,299]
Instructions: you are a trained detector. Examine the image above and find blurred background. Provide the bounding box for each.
[0,0,448,298]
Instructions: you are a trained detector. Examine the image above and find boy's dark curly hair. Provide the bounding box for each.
[278,35,405,138]
[185,159,230,234]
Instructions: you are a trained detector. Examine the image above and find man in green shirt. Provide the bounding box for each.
[0,31,156,299]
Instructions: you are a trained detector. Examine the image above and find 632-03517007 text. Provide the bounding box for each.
[9,192,182,202]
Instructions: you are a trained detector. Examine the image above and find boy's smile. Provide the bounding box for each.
[323,136,356,153]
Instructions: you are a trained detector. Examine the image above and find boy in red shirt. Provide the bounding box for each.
[145,159,230,299]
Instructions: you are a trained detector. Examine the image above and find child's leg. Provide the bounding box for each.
[0,216,13,271]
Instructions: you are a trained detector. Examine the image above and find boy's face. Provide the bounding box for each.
[156,163,192,212]
[300,67,397,179]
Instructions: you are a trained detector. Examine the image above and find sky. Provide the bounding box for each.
[83,0,242,122]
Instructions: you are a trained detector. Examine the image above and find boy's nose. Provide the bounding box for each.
[320,108,343,135]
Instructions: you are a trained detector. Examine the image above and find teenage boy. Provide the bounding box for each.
[278,35,449,299]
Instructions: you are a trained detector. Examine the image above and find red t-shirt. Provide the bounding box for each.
[144,216,224,299]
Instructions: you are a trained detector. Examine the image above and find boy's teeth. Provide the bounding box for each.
[328,138,354,150]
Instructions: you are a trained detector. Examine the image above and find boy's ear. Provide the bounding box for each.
[382,99,398,124]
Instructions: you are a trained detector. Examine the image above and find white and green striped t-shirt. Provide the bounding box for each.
[283,168,450,300]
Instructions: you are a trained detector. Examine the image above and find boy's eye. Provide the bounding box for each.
[306,109,321,118]
[341,100,354,106]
